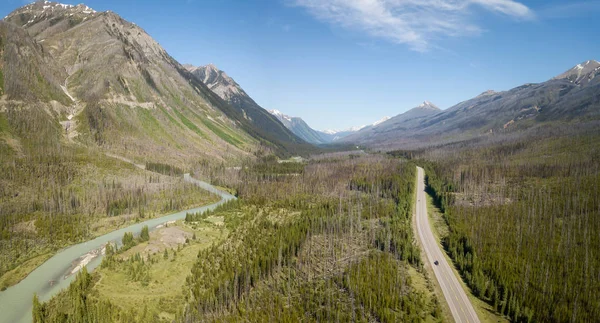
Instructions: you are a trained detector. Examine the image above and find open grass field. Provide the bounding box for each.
[94,218,228,321]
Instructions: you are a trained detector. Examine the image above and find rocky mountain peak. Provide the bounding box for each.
[185,64,245,101]
[5,1,98,24]
[416,101,440,111]
[554,59,600,85]
[477,90,497,97]
[268,109,293,122]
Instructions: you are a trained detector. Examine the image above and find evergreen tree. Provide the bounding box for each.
[32,294,44,323]
[140,225,150,242]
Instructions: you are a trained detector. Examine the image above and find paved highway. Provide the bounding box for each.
[415,167,480,323]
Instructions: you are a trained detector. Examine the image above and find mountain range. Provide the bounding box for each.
[185,56,600,149]
[1,1,598,157]
[268,109,391,144]
[184,63,390,145]
[340,60,600,149]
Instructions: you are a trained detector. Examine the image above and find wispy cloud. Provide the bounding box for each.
[291,0,533,52]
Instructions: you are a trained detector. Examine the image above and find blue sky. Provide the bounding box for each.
[1,0,599,131]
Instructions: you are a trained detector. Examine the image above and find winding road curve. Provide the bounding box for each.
[0,174,235,323]
[415,167,480,323]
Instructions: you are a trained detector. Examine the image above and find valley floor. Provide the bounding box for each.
[32,155,446,322]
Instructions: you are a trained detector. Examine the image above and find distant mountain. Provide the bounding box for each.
[185,64,313,153]
[343,60,600,149]
[343,101,440,143]
[321,116,392,141]
[373,116,392,126]
[267,110,391,144]
[267,110,331,144]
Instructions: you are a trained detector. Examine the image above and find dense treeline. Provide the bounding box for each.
[38,155,439,322]
[340,252,435,322]
[145,162,184,176]
[185,199,242,223]
[421,131,600,322]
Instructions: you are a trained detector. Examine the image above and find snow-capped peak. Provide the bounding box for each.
[41,1,96,13]
[554,59,600,84]
[268,109,292,122]
[373,116,391,126]
[269,109,284,117]
[8,1,98,22]
[416,101,440,110]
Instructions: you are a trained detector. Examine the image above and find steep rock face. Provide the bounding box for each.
[343,60,600,149]
[186,64,313,153]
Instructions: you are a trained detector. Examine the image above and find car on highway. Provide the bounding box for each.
[434,260,439,266]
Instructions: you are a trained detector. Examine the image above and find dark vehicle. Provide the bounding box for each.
[434,260,439,266]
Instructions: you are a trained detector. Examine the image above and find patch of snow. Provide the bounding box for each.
[372,116,391,126]
[418,101,434,108]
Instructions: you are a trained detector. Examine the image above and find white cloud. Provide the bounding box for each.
[292,0,533,51]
